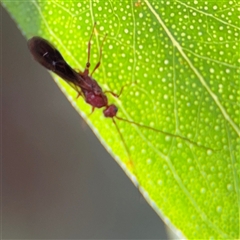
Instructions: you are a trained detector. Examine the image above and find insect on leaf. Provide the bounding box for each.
[3,1,239,239]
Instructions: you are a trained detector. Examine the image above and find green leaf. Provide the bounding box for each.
[3,1,239,238]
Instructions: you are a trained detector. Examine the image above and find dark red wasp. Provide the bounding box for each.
[27,26,118,119]
[27,24,212,154]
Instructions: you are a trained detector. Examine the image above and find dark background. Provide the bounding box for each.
[2,5,168,239]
